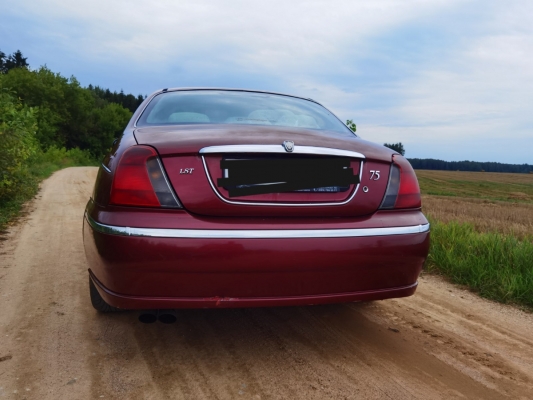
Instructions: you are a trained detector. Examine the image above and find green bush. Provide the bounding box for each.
[0,89,38,199]
[0,146,97,231]
[32,146,97,167]
[25,146,97,181]
[0,55,125,231]
[1,66,131,158]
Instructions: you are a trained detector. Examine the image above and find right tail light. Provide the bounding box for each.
[379,155,421,209]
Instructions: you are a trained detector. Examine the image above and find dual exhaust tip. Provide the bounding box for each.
[138,310,177,324]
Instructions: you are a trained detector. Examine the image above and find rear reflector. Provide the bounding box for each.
[110,146,181,208]
[146,157,182,207]
[380,164,400,208]
[380,155,421,209]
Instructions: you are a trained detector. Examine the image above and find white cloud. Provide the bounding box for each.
[8,0,463,69]
[3,0,532,163]
[310,1,533,162]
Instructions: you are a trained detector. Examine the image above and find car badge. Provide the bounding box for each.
[282,140,295,152]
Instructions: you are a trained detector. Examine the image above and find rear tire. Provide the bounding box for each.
[89,277,121,313]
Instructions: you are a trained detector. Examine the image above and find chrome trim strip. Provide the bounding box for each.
[200,145,365,159]
[85,213,429,239]
[201,156,364,207]
[101,163,111,173]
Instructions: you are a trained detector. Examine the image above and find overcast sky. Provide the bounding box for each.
[1,0,532,163]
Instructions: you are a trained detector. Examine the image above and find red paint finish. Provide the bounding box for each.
[90,270,419,309]
[83,201,429,309]
[85,89,431,310]
[87,199,428,231]
[134,124,394,163]
[159,155,390,217]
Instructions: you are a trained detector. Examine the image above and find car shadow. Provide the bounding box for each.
[91,301,397,373]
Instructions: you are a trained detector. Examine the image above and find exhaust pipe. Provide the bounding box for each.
[138,310,178,324]
[138,310,158,324]
[158,310,177,324]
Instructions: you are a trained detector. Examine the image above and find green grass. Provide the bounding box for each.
[427,218,533,309]
[418,170,533,309]
[0,193,36,234]
[0,147,97,233]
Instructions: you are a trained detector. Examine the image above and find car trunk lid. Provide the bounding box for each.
[134,125,393,217]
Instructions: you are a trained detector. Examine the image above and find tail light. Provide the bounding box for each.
[380,155,421,209]
[110,146,182,208]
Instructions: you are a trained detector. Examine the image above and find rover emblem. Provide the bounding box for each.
[282,140,295,152]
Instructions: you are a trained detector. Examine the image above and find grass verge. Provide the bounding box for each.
[0,147,97,233]
[427,218,533,309]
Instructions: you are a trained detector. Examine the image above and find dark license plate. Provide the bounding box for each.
[217,157,359,197]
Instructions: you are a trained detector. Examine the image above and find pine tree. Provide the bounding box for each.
[384,142,405,156]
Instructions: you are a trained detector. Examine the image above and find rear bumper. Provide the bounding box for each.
[89,270,418,309]
[83,203,430,309]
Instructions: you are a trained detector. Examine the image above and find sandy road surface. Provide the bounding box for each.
[1,167,532,399]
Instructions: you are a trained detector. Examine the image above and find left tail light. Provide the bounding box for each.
[379,155,421,209]
[110,146,182,208]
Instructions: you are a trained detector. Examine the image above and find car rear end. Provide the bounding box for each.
[83,89,430,310]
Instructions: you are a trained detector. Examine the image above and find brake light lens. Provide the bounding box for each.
[380,155,421,209]
[110,146,181,208]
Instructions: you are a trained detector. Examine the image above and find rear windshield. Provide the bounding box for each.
[136,90,353,135]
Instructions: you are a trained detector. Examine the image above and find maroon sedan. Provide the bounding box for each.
[83,88,429,312]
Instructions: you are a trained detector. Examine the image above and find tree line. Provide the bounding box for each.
[87,85,145,113]
[345,127,531,173]
[0,49,146,157]
[0,49,146,200]
[408,158,533,173]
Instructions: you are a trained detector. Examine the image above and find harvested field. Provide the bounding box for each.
[417,170,533,238]
[422,195,533,240]
[416,170,533,204]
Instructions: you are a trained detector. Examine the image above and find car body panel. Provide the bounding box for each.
[133,124,394,162]
[84,88,430,310]
[89,270,419,309]
[132,125,395,217]
[84,198,429,308]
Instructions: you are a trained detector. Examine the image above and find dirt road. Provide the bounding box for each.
[1,167,532,399]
